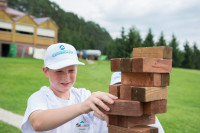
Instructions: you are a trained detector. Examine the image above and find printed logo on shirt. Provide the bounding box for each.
[75,121,89,133]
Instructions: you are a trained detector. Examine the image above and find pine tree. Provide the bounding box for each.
[143,28,154,47]
[120,27,127,57]
[182,41,194,68]
[126,27,142,57]
[192,43,200,69]
[127,27,142,48]
[156,32,167,46]
[169,34,182,67]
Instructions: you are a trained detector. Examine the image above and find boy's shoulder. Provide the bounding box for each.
[71,87,91,101]
[28,86,49,101]
[27,86,92,102]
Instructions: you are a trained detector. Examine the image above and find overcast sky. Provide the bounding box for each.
[50,0,200,50]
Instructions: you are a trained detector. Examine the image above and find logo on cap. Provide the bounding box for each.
[52,45,74,57]
[59,45,65,50]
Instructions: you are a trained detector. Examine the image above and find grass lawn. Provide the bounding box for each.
[0,120,21,133]
[0,57,200,133]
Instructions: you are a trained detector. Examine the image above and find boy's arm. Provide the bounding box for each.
[29,92,117,131]
[29,103,83,131]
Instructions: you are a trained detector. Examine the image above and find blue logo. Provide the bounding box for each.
[52,44,74,57]
[59,45,65,50]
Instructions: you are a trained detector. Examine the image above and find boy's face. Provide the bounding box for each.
[43,65,77,93]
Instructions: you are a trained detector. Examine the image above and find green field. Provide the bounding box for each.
[0,57,200,133]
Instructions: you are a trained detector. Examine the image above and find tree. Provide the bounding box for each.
[182,42,194,68]
[192,43,200,69]
[169,34,182,67]
[119,27,128,57]
[106,39,122,59]
[143,28,154,47]
[156,32,167,46]
[127,27,142,48]
[126,27,142,57]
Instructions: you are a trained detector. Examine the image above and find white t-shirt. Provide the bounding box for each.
[150,116,165,133]
[21,86,108,133]
[21,86,164,133]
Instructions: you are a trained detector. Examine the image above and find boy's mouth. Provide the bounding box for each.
[60,82,71,86]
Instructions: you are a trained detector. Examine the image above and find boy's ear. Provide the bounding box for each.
[42,67,49,78]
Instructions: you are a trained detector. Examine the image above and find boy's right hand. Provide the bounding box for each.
[81,91,118,119]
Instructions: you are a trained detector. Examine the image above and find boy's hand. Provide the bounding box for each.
[81,91,118,118]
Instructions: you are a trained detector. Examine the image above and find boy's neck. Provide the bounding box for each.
[50,87,70,100]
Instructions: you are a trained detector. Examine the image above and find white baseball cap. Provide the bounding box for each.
[110,72,121,85]
[44,43,85,70]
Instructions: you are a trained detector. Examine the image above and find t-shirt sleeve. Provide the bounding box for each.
[79,88,92,102]
[21,91,48,132]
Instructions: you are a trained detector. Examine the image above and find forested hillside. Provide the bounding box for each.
[8,0,200,69]
[8,0,112,52]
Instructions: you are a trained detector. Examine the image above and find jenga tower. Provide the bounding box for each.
[104,46,172,133]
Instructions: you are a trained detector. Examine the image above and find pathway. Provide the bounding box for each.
[0,108,23,129]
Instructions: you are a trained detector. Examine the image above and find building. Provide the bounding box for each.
[0,0,58,57]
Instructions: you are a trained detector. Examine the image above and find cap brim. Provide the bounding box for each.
[110,78,121,85]
[46,59,85,70]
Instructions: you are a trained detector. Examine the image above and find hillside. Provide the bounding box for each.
[8,0,112,52]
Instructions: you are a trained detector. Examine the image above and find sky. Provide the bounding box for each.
[50,0,200,50]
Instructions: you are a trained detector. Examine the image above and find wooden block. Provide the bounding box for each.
[120,85,133,100]
[108,125,158,133]
[109,84,121,97]
[161,73,170,86]
[132,58,172,73]
[120,86,167,102]
[127,115,155,127]
[109,115,127,127]
[109,115,118,125]
[109,114,155,128]
[116,115,128,127]
[102,100,143,116]
[144,99,167,114]
[133,46,172,59]
[120,58,172,73]
[120,58,132,72]
[121,72,169,87]
[111,58,121,72]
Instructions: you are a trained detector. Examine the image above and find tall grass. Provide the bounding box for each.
[0,57,199,133]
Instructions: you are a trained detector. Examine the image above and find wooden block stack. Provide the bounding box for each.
[105,46,172,133]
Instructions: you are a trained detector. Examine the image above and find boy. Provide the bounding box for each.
[110,72,165,133]
[21,43,117,133]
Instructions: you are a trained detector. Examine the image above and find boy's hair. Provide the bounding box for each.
[44,43,84,70]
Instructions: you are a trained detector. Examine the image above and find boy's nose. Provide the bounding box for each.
[63,72,70,79]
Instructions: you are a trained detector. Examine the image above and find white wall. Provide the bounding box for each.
[0,21,12,29]
[15,24,34,33]
[37,28,55,37]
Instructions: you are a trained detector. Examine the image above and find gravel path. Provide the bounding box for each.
[0,108,23,129]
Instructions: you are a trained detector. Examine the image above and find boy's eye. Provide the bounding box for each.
[56,70,63,73]
[69,69,75,72]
